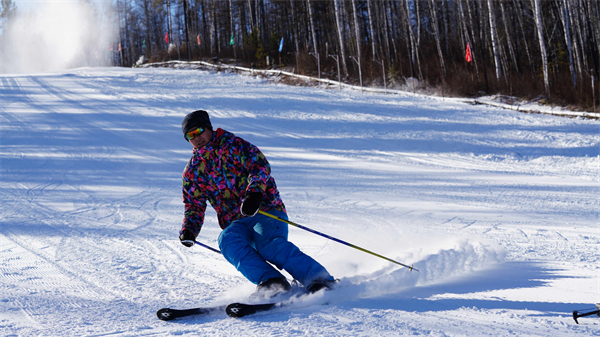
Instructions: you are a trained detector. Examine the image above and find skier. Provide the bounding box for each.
[178,110,335,296]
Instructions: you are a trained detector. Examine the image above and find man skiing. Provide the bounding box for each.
[178,110,335,296]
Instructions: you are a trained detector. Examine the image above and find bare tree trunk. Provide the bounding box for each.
[456,0,466,52]
[333,0,349,76]
[404,0,422,80]
[382,0,392,64]
[246,0,254,28]
[441,0,449,56]
[570,0,588,73]
[414,0,421,47]
[210,0,217,55]
[578,0,590,71]
[228,0,236,59]
[568,0,582,78]
[257,0,264,44]
[351,0,362,66]
[116,0,123,66]
[560,0,576,87]
[289,0,299,53]
[500,1,519,73]
[307,0,317,53]
[476,0,490,92]
[200,0,208,56]
[123,0,133,66]
[533,0,550,95]
[487,0,501,80]
[183,0,191,59]
[429,0,446,76]
[142,0,152,57]
[516,1,535,77]
[367,0,376,61]
[586,0,600,79]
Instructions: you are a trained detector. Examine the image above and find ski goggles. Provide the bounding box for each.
[185,127,205,141]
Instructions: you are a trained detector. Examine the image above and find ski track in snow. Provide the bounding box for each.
[0,67,599,336]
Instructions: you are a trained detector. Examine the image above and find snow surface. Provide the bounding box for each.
[0,67,599,336]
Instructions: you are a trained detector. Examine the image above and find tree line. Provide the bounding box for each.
[3,0,599,110]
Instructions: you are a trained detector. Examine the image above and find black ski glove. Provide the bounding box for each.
[179,229,195,247]
[241,192,262,217]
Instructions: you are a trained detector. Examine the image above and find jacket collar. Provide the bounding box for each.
[193,128,226,157]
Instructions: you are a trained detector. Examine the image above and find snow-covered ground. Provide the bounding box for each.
[1,67,598,336]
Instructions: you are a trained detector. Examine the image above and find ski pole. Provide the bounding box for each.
[258,210,417,271]
[194,241,221,254]
[573,304,600,324]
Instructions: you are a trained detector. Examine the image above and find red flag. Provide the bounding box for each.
[110,43,113,51]
[118,43,122,52]
[165,33,169,44]
[465,42,472,63]
[197,35,201,45]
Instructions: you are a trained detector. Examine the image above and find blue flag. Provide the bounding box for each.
[279,37,284,52]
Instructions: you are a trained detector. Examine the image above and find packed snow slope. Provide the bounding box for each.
[0,67,598,336]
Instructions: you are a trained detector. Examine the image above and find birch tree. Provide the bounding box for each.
[333,0,349,77]
[367,0,376,61]
[586,0,600,80]
[289,0,299,53]
[429,0,446,76]
[403,0,422,79]
[560,0,576,87]
[487,0,501,80]
[350,0,361,69]
[569,0,586,74]
[499,1,519,73]
[533,0,550,95]
[306,0,317,53]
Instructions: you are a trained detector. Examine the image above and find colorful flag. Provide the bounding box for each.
[118,43,122,52]
[142,39,146,49]
[197,35,201,45]
[279,37,284,53]
[230,34,234,46]
[165,33,169,44]
[465,42,472,63]
[110,43,113,51]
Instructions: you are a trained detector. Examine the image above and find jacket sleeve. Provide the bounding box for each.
[239,138,271,196]
[181,162,207,237]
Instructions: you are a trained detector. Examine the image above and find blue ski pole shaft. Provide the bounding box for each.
[258,210,417,271]
[194,241,221,254]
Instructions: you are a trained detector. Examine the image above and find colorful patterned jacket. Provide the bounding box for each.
[181,128,286,237]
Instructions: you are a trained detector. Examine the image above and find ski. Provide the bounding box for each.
[157,302,280,320]
[159,281,338,320]
[156,305,226,321]
[226,302,281,318]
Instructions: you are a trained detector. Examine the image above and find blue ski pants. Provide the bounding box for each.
[218,210,333,286]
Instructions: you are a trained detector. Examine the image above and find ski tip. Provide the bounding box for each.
[157,308,174,321]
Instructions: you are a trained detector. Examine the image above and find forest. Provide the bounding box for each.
[2,0,600,110]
